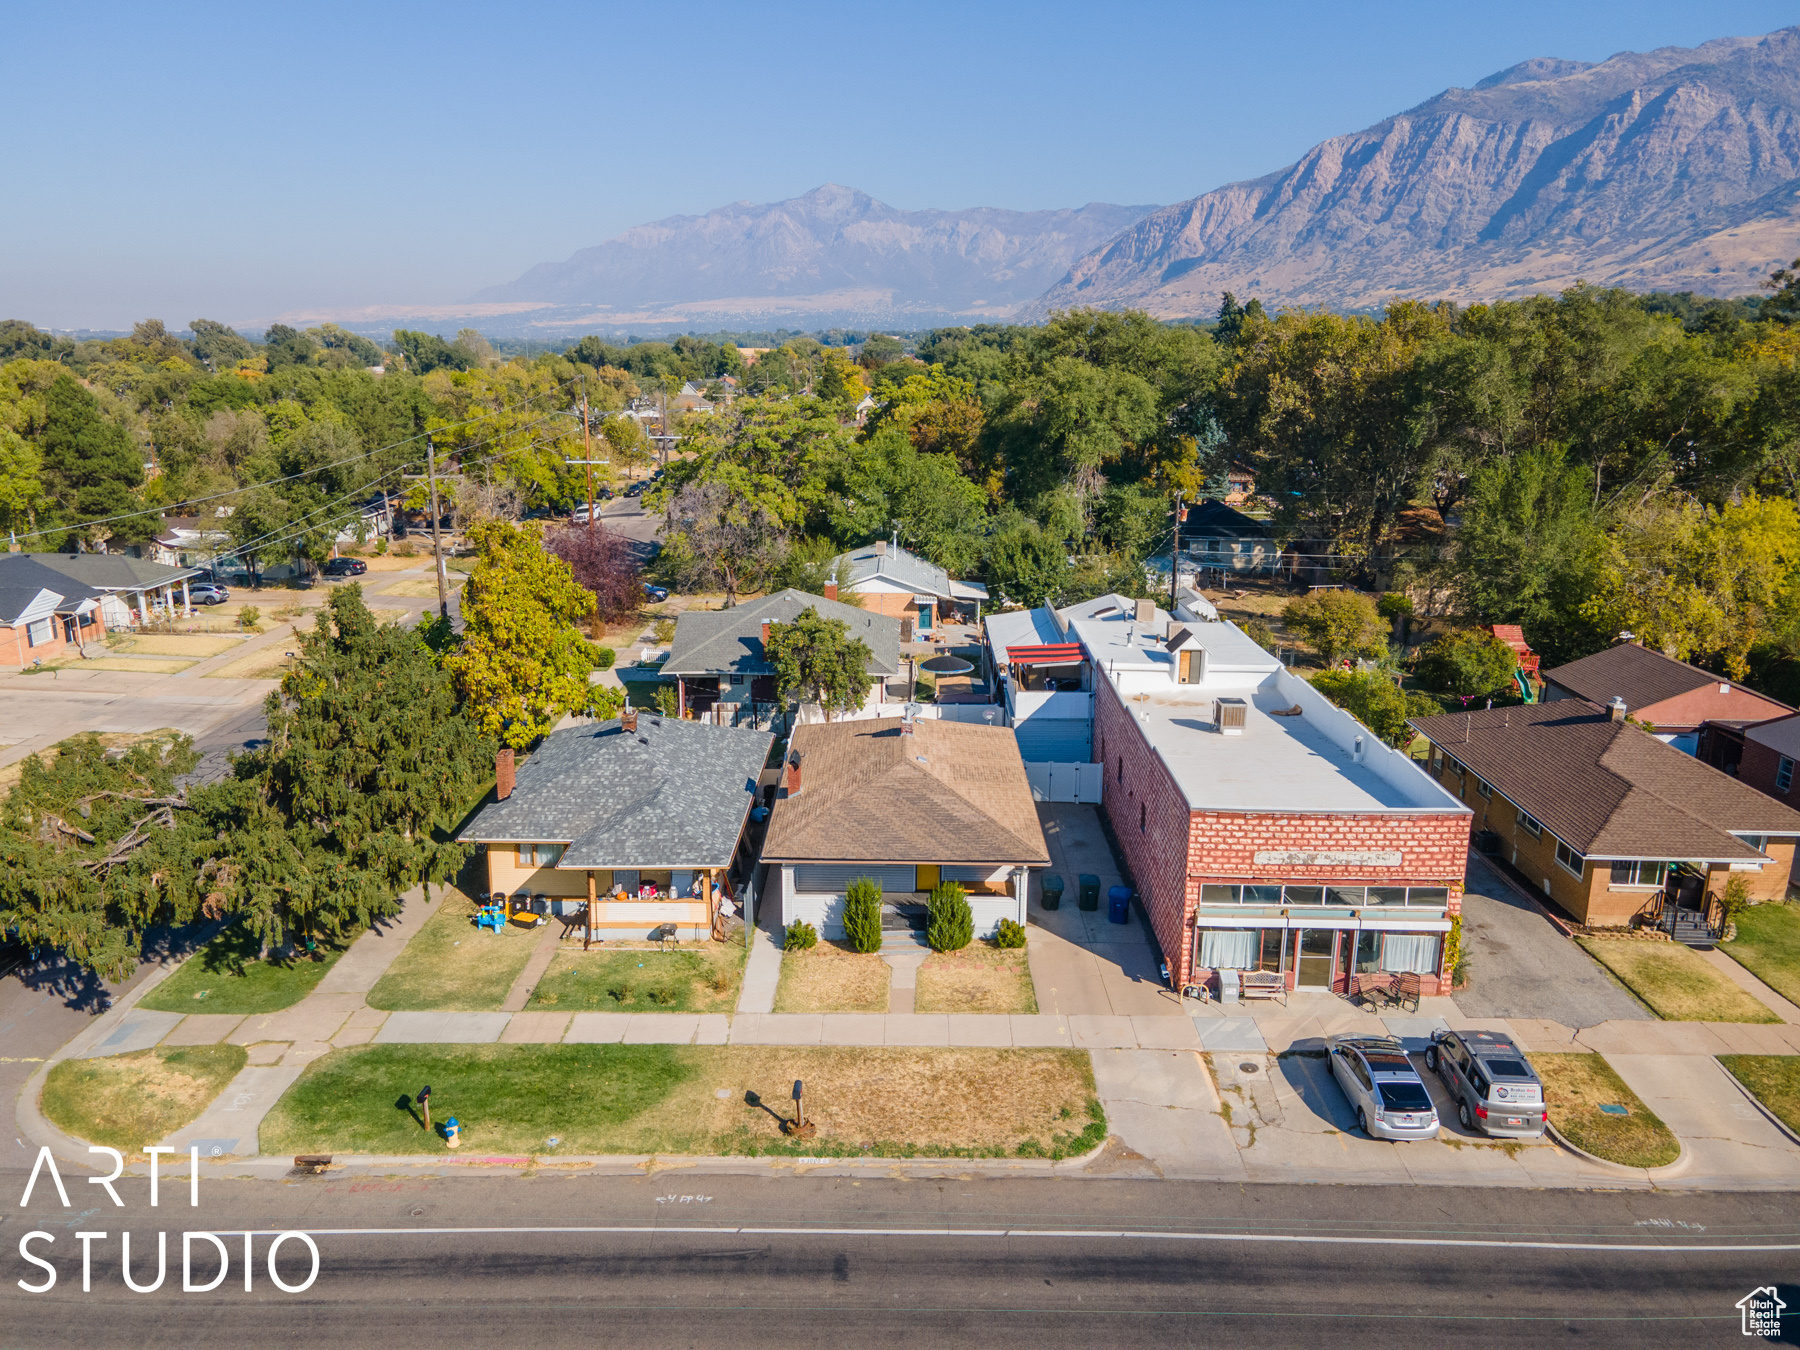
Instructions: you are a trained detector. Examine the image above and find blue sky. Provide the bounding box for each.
[3,0,1795,330]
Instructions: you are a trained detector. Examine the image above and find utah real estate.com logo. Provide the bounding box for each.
[1738,1286,1786,1338]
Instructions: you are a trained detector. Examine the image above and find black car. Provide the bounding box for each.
[323,558,368,577]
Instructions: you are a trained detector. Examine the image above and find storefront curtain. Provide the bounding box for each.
[1200,929,1258,970]
[1380,934,1440,974]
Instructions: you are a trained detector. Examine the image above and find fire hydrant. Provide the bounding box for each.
[444,1117,461,1149]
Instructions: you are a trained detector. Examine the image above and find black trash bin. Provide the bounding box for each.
[1078,874,1101,911]
[1040,874,1065,911]
[1107,885,1132,925]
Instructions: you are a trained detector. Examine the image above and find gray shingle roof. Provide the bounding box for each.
[22,553,199,591]
[0,555,105,617]
[457,715,773,869]
[835,542,953,600]
[663,589,900,677]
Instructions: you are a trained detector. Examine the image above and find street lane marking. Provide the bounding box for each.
[195,1225,1800,1253]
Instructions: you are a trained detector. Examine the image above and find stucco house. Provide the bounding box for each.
[457,710,772,942]
[763,715,1049,942]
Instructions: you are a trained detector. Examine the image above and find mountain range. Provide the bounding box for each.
[1032,26,1800,316]
[470,186,1157,329]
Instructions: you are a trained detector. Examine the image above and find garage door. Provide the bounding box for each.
[794,864,918,894]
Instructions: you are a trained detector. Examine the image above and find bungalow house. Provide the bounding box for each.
[763,714,1049,941]
[1541,641,1791,754]
[1410,701,1800,938]
[457,709,772,942]
[7,552,202,629]
[0,554,108,666]
[1093,603,1470,997]
[830,538,988,630]
[1179,499,1279,575]
[663,588,901,722]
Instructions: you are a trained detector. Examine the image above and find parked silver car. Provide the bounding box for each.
[1425,1029,1547,1138]
[1325,1034,1441,1140]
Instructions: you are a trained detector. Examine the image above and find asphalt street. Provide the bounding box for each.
[2,1172,1794,1347]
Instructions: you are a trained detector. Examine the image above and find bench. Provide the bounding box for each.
[1352,972,1421,1014]
[1238,970,1287,1005]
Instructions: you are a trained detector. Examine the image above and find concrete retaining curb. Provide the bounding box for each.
[1543,1119,1690,1181]
[1715,1058,1800,1149]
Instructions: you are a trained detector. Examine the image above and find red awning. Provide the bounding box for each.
[1007,643,1085,666]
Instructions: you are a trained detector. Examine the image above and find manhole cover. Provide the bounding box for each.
[410,1208,425,1217]
[1238,1061,1260,1074]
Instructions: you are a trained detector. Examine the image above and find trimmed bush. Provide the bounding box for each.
[784,920,818,951]
[593,645,616,670]
[843,877,884,953]
[995,918,1027,950]
[237,605,261,631]
[927,882,973,952]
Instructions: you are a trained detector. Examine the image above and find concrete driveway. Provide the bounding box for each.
[1453,855,1650,1027]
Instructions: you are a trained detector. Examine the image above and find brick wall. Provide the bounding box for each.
[1096,679,1468,991]
[855,590,919,622]
[0,612,106,667]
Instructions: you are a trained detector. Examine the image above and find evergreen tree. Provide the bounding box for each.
[37,373,149,544]
[220,586,493,949]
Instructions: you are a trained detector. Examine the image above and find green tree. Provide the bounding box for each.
[393,329,467,375]
[0,732,217,980]
[219,586,494,949]
[927,881,973,952]
[1280,589,1386,664]
[983,517,1069,609]
[1415,630,1519,706]
[842,876,884,953]
[448,519,605,748]
[1307,670,1438,746]
[0,428,44,531]
[764,606,874,719]
[37,372,149,546]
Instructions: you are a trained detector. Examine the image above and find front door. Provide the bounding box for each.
[916,603,932,632]
[1296,929,1336,989]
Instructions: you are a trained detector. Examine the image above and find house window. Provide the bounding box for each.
[26,618,52,647]
[1608,860,1668,888]
[1555,840,1584,878]
[1476,779,1491,801]
[516,843,564,868]
[1519,812,1543,839]
[1739,835,1768,854]
[1779,757,1795,793]
[729,674,744,686]
[1429,745,1443,775]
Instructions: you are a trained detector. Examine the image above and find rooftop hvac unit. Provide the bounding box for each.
[1214,697,1248,735]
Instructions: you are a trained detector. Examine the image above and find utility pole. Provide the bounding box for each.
[1169,490,1184,612]
[580,378,594,528]
[426,434,449,621]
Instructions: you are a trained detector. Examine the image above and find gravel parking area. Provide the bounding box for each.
[1454,856,1651,1027]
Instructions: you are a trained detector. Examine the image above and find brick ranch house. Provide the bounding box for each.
[829,539,988,632]
[1083,604,1470,997]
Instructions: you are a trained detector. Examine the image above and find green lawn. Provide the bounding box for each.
[139,927,345,1015]
[1528,1052,1681,1168]
[1721,902,1800,1007]
[526,943,745,1013]
[1718,1055,1800,1137]
[1576,938,1781,1022]
[42,1045,247,1150]
[367,891,542,1011]
[259,1043,1102,1160]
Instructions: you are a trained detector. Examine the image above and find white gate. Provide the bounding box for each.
[1024,761,1104,804]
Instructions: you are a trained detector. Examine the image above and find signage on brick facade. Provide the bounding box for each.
[1253,848,1403,867]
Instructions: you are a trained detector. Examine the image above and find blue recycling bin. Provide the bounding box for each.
[1107,885,1132,925]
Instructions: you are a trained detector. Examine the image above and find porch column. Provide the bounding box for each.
[585,870,597,951]
[181,578,191,615]
[134,589,147,624]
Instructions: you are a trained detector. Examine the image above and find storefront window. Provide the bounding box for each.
[1243,884,1282,905]
[1201,884,1239,905]
[1198,929,1257,969]
[1259,929,1286,971]
[1282,886,1324,907]
[1380,934,1441,974]
[1407,888,1448,907]
[1367,887,1406,907]
[1327,885,1365,907]
[1354,930,1382,974]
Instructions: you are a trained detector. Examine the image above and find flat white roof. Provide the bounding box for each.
[984,606,1064,654]
[1119,681,1456,812]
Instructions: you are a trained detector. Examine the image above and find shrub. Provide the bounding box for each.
[1242,619,1278,655]
[1719,875,1754,925]
[1281,589,1385,664]
[995,918,1026,949]
[374,537,389,556]
[783,920,818,951]
[237,605,261,631]
[591,644,616,670]
[652,617,676,645]
[842,877,884,953]
[927,882,973,952]
[652,686,679,717]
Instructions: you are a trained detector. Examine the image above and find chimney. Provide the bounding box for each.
[621,707,639,734]
[1608,696,1627,722]
[874,539,886,556]
[761,621,770,645]
[824,580,838,602]
[1134,598,1155,625]
[495,748,515,800]
[785,750,804,796]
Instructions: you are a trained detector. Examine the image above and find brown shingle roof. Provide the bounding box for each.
[1543,643,1728,710]
[1408,702,1800,861]
[761,717,1049,866]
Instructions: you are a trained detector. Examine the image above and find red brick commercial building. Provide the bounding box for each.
[1078,605,1470,998]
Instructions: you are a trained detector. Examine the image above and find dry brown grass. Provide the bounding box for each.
[773,942,890,1012]
[114,634,244,657]
[915,944,1038,1014]
[69,657,199,674]
[204,641,299,680]
[41,1045,248,1151]
[654,1046,1099,1157]
[1529,1051,1680,1167]
[380,578,465,598]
